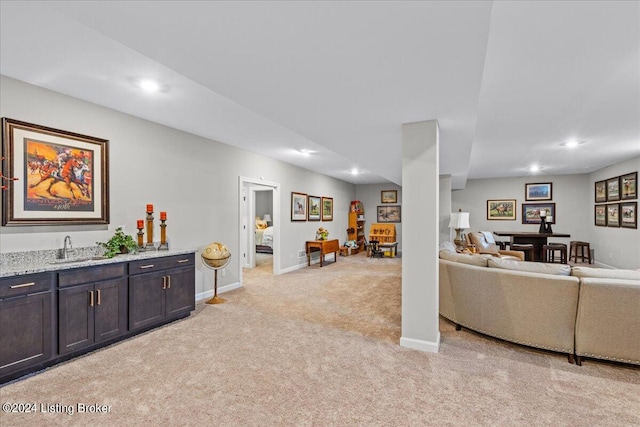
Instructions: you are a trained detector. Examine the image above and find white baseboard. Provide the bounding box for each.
[279,255,331,274]
[196,281,241,302]
[400,333,440,353]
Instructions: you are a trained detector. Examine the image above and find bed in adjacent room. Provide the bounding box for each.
[255,218,273,254]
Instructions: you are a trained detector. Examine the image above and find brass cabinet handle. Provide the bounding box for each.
[167,275,171,289]
[139,264,155,269]
[9,282,36,289]
[89,290,94,307]
[176,259,190,264]
[97,289,101,305]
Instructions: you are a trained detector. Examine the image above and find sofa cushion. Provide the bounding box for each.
[488,257,571,276]
[571,266,640,281]
[439,250,491,267]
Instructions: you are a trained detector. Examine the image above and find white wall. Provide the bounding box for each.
[255,190,273,221]
[0,76,355,295]
[355,183,402,252]
[451,162,639,269]
[588,155,640,269]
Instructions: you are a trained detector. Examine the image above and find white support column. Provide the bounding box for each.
[400,120,440,352]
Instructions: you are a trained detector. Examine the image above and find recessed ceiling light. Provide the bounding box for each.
[530,164,540,173]
[138,79,160,92]
[350,168,359,176]
[561,139,583,148]
[297,149,314,157]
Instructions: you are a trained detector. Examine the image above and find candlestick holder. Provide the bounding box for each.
[137,226,146,251]
[145,211,157,251]
[158,219,169,251]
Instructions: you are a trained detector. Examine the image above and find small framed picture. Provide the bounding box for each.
[607,177,620,202]
[525,182,552,201]
[381,190,397,204]
[377,205,401,223]
[307,195,321,221]
[522,203,556,224]
[607,203,620,227]
[321,197,333,221]
[486,199,516,220]
[594,180,607,203]
[620,202,637,229]
[594,204,607,226]
[621,172,637,200]
[291,192,307,221]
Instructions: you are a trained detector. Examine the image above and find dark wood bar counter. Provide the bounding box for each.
[494,232,571,262]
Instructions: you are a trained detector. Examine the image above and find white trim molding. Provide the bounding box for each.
[400,333,440,353]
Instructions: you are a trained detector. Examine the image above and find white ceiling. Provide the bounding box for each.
[1,1,638,188]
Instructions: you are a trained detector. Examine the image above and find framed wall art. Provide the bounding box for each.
[522,203,556,224]
[525,182,552,201]
[291,192,307,221]
[621,172,637,200]
[486,199,516,220]
[377,205,401,223]
[620,202,637,229]
[594,180,607,203]
[308,195,321,221]
[594,204,607,227]
[2,117,109,226]
[607,177,620,202]
[607,203,620,227]
[381,190,397,204]
[321,197,333,221]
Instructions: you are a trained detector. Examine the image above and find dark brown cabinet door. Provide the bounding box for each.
[165,266,195,319]
[58,283,95,355]
[94,279,127,343]
[129,271,165,331]
[0,292,52,377]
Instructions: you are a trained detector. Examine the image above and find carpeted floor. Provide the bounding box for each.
[1,252,638,426]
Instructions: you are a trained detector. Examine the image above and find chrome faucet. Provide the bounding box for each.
[63,235,74,260]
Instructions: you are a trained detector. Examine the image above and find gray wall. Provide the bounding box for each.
[451,160,639,269]
[355,183,402,252]
[255,190,273,221]
[0,76,355,296]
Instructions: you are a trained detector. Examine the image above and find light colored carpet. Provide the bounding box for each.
[1,252,638,426]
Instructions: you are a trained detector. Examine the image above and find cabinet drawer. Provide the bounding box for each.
[128,253,195,275]
[58,263,125,288]
[0,273,52,298]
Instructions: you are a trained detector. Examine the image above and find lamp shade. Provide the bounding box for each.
[263,214,272,223]
[448,212,470,229]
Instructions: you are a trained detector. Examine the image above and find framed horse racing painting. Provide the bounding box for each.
[1,118,109,226]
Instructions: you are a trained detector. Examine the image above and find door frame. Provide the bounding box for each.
[238,177,281,283]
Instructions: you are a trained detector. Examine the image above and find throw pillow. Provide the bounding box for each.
[256,219,268,229]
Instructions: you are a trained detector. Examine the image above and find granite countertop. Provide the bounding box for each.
[0,247,197,278]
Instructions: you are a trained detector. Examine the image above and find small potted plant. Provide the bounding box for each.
[97,227,138,258]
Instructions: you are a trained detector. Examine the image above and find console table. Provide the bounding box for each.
[494,232,570,262]
[306,239,339,267]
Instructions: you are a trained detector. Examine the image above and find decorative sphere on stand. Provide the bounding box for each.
[201,242,231,304]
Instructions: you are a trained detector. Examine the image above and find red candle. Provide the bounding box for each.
[146,204,153,213]
[137,219,144,229]
[160,211,167,221]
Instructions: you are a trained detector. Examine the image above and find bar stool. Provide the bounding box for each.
[511,243,534,261]
[543,243,567,264]
[570,241,591,264]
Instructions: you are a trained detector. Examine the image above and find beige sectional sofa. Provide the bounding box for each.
[439,251,640,365]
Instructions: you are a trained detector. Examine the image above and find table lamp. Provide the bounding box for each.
[449,209,470,249]
[263,214,272,226]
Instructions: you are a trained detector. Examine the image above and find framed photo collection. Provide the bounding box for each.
[594,171,637,228]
